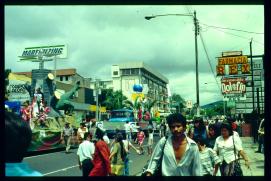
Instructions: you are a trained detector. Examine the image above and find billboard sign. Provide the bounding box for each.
[186,100,193,108]
[216,55,250,76]
[222,51,242,57]
[221,77,246,95]
[18,45,67,61]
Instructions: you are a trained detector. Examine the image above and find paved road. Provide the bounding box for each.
[24,135,160,176]
[23,136,264,176]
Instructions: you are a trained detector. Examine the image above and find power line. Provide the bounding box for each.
[200,22,264,35]
[185,6,221,94]
[199,32,221,93]
[209,28,264,46]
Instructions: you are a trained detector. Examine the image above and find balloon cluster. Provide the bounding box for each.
[133,84,143,92]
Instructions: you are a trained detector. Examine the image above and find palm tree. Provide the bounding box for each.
[103,89,128,110]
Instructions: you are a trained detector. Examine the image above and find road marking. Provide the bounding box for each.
[43,165,79,176]
[24,152,59,159]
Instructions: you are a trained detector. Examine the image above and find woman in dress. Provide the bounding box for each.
[89,128,111,176]
[213,122,250,176]
[109,133,126,176]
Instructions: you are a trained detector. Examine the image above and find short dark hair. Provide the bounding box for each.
[166,113,186,127]
[193,135,207,146]
[220,121,233,135]
[95,127,105,140]
[5,111,32,162]
[84,132,92,140]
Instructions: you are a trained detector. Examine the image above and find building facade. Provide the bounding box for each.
[111,62,170,112]
[234,55,265,115]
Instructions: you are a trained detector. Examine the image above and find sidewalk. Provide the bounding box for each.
[240,137,264,176]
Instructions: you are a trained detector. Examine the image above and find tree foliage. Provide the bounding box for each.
[103,89,128,110]
[170,93,186,113]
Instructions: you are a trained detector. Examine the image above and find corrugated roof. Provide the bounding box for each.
[14,68,77,77]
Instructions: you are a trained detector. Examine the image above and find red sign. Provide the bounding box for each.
[221,77,246,95]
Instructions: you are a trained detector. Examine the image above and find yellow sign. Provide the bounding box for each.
[89,105,106,113]
[218,56,248,65]
[131,93,145,101]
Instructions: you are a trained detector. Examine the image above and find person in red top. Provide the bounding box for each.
[20,101,31,124]
[136,128,145,154]
[138,107,142,122]
[89,127,112,176]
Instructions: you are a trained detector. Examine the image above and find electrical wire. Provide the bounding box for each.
[185,6,221,94]
[200,22,264,35]
[199,32,221,94]
[210,28,264,46]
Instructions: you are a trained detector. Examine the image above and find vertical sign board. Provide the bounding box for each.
[186,100,193,109]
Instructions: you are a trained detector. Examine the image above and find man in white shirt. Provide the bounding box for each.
[124,121,132,141]
[145,113,202,176]
[77,132,95,177]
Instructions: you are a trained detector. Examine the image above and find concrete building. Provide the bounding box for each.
[111,62,170,112]
[235,55,265,115]
[15,68,91,88]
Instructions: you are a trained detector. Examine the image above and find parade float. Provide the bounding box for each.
[6,45,82,153]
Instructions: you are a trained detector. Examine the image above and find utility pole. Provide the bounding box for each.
[194,11,200,116]
[256,88,260,114]
[250,40,255,111]
[95,79,100,121]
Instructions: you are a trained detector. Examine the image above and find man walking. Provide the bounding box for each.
[61,122,74,153]
[124,121,132,142]
[145,113,202,176]
[77,132,95,177]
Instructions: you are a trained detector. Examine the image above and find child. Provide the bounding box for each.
[147,128,154,155]
[194,136,221,176]
[136,128,145,154]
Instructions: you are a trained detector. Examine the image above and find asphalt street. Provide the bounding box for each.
[24,135,160,176]
[23,136,264,176]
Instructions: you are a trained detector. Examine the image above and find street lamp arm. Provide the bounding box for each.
[145,13,193,20]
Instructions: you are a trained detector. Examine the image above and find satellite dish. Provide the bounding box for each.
[48,73,54,80]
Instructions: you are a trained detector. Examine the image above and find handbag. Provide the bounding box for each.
[142,136,168,176]
[232,136,243,176]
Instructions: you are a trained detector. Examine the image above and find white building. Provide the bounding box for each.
[111,62,170,112]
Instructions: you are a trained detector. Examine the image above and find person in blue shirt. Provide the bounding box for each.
[5,111,43,176]
[192,117,208,140]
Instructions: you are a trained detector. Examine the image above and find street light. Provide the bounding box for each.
[145,11,200,116]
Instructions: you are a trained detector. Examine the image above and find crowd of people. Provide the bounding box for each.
[5,109,264,177]
[144,113,253,176]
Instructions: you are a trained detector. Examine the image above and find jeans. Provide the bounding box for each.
[64,136,71,152]
[124,155,129,176]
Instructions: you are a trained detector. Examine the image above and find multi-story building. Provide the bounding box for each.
[111,62,170,112]
[235,55,265,115]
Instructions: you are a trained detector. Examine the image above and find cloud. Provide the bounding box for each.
[5,5,264,105]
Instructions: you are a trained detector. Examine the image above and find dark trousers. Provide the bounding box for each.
[82,159,93,177]
[257,135,264,152]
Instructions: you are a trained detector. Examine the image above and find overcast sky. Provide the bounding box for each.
[5,5,264,106]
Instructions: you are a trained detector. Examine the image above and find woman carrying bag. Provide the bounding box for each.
[213,121,250,176]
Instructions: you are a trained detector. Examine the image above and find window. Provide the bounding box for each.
[122,69,130,75]
[60,76,63,81]
[65,76,69,81]
[131,68,139,75]
[113,71,118,76]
